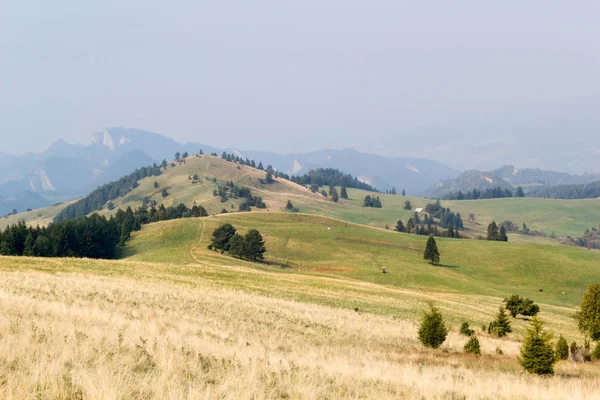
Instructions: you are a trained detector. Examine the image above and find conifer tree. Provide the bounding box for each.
[464,336,481,355]
[402,189,406,196]
[228,234,246,258]
[418,303,448,349]
[244,229,266,260]
[487,221,499,240]
[555,335,569,361]
[518,317,556,375]
[258,162,264,170]
[395,220,406,232]
[210,223,237,251]
[499,225,509,242]
[404,200,412,210]
[331,187,339,202]
[423,236,440,265]
[340,186,348,199]
[488,306,512,337]
[285,200,294,210]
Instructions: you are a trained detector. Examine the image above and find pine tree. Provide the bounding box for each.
[258,162,264,170]
[518,317,556,375]
[395,220,406,232]
[464,336,481,355]
[499,225,509,242]
[210,223,237,251]
[487,221,499,240]
[516,186,525,197]
[265,171,274,184]
[331,187,339,202]
[423,236,440,265]
[243,229,266,261]
[340,186,348,199]
[228,234,246,258]
[404,200,412,210]
[418,303,448,349]
[285,200,294,210]
[390,187,397,195]
[402,189,406,196]
[488,306,512,337]
[555,335,569,361]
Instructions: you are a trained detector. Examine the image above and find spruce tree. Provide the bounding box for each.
[404,200,412,210]
[555,335,569,361]
[395,220,406,232]
[464,336,481,355]
[488,306,512,337]
[487,221,499,240]
[423,236,440,265]
[499,225,509,242]
[402,189,406,196]
[518,317,556,375]
[331,187,339,202]
[285,200,294,210]
[418,303,448,349]
[340,186,348,199]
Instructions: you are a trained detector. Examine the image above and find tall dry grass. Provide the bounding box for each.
[1,269,599,399]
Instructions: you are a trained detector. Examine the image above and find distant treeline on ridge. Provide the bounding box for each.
[291,168,377,192]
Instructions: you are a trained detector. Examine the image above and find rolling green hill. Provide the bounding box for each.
[4,153,599,245]
[123,212,600,308]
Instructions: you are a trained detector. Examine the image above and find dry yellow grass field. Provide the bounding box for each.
[1,249,599,399]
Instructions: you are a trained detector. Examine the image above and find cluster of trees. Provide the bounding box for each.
[487,221,509,241]
[291,168,377,192]
[208,223,266,261]
[442,186,525,200]
[285,200,300,213]
[54,164,163,222]
[2,202,210,260]
[424,200,464,230]
[363,195,382,208]
[396,216,461,239]
[568,225,600,250]
[211,181,266,211]
[0,216,120,259]
[420,284,600,376]
[527,181,600,199]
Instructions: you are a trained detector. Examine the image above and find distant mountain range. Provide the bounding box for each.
[0,128,458,215]
[424,165,600,198]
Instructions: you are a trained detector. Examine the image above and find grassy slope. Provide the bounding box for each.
[123,212,600,311]
[0,199,75,230]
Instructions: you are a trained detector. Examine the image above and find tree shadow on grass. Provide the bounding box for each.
[433,263,459,269]
[116,246,136,260]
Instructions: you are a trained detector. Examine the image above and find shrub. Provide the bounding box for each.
[504,294,540,318]
[460,322,474,337]
[418,303,448,349]
[518,317,556,375]
[464,336,481,355]
[555,335,569,361]
[495,346,504,355]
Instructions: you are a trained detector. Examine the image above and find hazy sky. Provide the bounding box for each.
[1,1,599,165]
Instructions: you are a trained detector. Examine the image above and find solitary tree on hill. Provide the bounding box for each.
[175,152,181,162]
[285,200,294,210]
[390,187,397,195]
[518,317,556,375]
[488,306,512,337]
[574,283,600,341]
[258,162,264,170]
[340,186,348,199]
[418,303,448,349]
[402,189,406,196]
[404,200,412,210]
[423,236,440,265]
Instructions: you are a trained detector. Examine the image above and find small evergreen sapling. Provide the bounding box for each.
[418,303,448,349]
[518,317,556,375]
[464,336,481,355]
[555,335,569,361]
[423,236,440,265]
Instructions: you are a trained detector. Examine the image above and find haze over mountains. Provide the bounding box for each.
[0,128,458,214]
